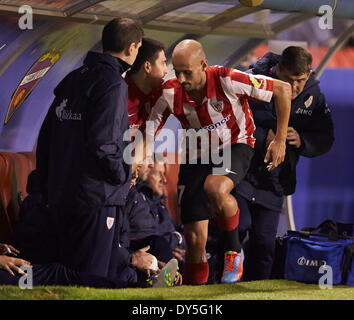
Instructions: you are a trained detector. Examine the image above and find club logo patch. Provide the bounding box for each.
[106,217,115,230]
[4,50,61,125]
[304,95,313,108]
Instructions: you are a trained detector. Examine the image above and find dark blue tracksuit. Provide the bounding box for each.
[35,52,132,278]
[0,262,134,288]
[11,169,138,287]
[235,52,335,280]
[7,172,138,288]
[126,182,184,263]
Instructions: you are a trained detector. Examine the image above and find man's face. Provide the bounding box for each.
[147,162,167,196]
[172,55,206,92]
[138,161,153,182]
[277,65,311,100]
[148,50,168,89]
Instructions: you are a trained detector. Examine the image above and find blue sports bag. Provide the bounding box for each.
[283,220,354,286]
[283,232,348,284]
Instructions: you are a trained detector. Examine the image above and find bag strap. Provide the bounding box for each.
[287,230,354,241]
[301,220,339,241]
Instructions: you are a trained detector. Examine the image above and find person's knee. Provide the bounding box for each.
[184,227,206,251]
[203,175,234,211]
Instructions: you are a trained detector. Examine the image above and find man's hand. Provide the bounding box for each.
[172,248,186,262]
[131,246,157,276]
[265,129,275,149]
[268,79,291,171]
[0,255,31,276]
[0,244,19,256]
[287,127,301,148]
[264,137,286,171]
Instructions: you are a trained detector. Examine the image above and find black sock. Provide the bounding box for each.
[222,227,241,253]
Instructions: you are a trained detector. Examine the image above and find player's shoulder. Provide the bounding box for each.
[162,78,180,90]
[208,65,235,78]
[160,78,182,101]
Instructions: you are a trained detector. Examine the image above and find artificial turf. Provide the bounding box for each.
[0,280,353,300]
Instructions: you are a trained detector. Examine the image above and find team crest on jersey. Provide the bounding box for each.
[304,95,313,108]
[4,50,61,125]
[210,100,224,113]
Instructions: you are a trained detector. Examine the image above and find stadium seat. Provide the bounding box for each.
[0,153,14,242]
[0,151,180,242]
[0,152,36,242]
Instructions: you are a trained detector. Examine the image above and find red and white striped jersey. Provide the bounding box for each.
[126,75,162,137]
[147,66,274,150]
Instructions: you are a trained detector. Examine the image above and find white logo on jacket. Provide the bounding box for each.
[106,217,115,230]
[56,98,82,122]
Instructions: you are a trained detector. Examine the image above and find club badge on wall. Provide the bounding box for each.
[4,50,61,125]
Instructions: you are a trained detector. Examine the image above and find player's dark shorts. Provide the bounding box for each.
[177,143,254,225]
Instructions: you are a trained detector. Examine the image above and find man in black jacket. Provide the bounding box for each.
[235,46,334,280]
[35,18,154,278]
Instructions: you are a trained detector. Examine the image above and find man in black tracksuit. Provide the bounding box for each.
[35,18,151,278]
[235,46,335,280]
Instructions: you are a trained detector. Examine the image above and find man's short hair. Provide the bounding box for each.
[128,38,166,74]
[279,46,313,75]
[102,17,144,53]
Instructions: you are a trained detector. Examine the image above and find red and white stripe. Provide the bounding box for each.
[148,66,274,150]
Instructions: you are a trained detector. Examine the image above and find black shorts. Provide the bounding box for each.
[177,143,254,225]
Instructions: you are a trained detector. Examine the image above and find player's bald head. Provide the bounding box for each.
[172,39,206,66]
[171,39,208,92]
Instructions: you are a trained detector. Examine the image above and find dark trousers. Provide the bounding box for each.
[53,205,123,278]
[13,203,128,279]
[0,263,135,288]
[236,193,280,280]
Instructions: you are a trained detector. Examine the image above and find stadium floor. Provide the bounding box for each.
[0,280,353,300]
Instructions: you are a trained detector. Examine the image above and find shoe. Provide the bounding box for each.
[147,258,180,288]
[220,249,244,284]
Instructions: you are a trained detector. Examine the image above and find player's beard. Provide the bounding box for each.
[181,82,192,91]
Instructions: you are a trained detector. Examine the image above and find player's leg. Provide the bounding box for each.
[178,164,213,285]
[204,175,244,283]
[203,143,254,283]
[183,220,209,285]
[57,205,117,278]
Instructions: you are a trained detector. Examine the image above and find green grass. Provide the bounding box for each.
[0,280,353,300]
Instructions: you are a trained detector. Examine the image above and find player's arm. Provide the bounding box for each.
[132,95,170,174]
[228,69,291,170]
[265,79,291,170]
